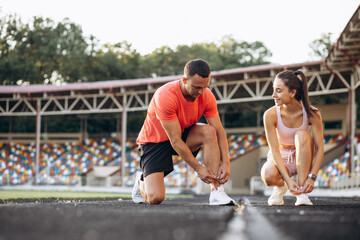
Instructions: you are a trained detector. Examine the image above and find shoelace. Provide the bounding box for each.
[298,194,307,199]
[213,188,225,196]
[273,186,285,196]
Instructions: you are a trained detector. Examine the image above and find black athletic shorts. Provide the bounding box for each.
[138,125,200,180]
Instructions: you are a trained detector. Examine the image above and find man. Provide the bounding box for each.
[132,59,235,205]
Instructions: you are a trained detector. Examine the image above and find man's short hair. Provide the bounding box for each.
[184,59,210,78]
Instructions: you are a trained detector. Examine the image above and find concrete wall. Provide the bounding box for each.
[86,166,121,187]
[318,103,348,135]
[229,147,261,194]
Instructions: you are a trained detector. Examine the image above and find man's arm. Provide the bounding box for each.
[160,119,217,184]
[206,115,229,164]
[206,115,230,183]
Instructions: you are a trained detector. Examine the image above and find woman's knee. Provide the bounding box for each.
[295,130,312,146]
[261,163,282,186]
[262,173,277,186]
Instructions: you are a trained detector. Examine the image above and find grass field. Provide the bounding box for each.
[0,190,130,200]
[0,190,193,200]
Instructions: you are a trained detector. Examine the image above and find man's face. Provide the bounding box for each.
[182,74,210,101]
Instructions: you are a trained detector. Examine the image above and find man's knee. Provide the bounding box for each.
[143,172,165,204]
[201,125,217,142]
[147,192,165,205]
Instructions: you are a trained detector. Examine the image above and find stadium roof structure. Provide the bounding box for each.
[326,5,360,70]
[0,6,360,116]
[0,59,355,116]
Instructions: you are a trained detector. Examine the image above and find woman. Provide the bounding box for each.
[261,70,324,206]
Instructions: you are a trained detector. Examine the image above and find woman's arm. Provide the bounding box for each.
[303,110,324,193]
[310,111,324,175]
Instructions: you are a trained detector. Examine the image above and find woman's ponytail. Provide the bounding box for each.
[277,69,318,119]
[294,70,315,118]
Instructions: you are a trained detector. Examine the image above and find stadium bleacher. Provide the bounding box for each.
[40,138,121,185]
[316,152,350,188]
[1,133,359,188]
[0,134,268,186]
[315,134,360,188]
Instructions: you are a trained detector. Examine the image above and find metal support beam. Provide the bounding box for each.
[350,75,356,176]
[0,68,353,116]
[121,94,127,187]
[35,99,41,185]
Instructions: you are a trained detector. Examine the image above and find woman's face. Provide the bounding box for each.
[272,77,294,106]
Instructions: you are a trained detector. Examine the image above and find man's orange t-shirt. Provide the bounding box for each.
[136,80,218,144]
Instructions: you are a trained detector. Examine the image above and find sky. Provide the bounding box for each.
[1,0,359,65]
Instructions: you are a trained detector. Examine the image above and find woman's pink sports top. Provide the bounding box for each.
[275,103,310,146]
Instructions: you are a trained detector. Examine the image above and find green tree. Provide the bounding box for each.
[218,35,272,69]
[0,13,38,85]
[91,41,141,80]
[175,43,222,71]
[0,13,89,85]
[140,46,179,77]
[309,32,333,58]
[0,11,273,85]
[53,18,88,82]
[139,36,272,77]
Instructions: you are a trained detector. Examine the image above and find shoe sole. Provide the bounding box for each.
[295,202,313,206]
[268,202,284,206]
[268,199,284,206]
[132,198,145,204]
[209,200,236,206]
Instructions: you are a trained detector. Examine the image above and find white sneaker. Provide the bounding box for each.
[132,172,145,203]
[268,184,288,206]
[295,194,313,206]
[209,186,236,205]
